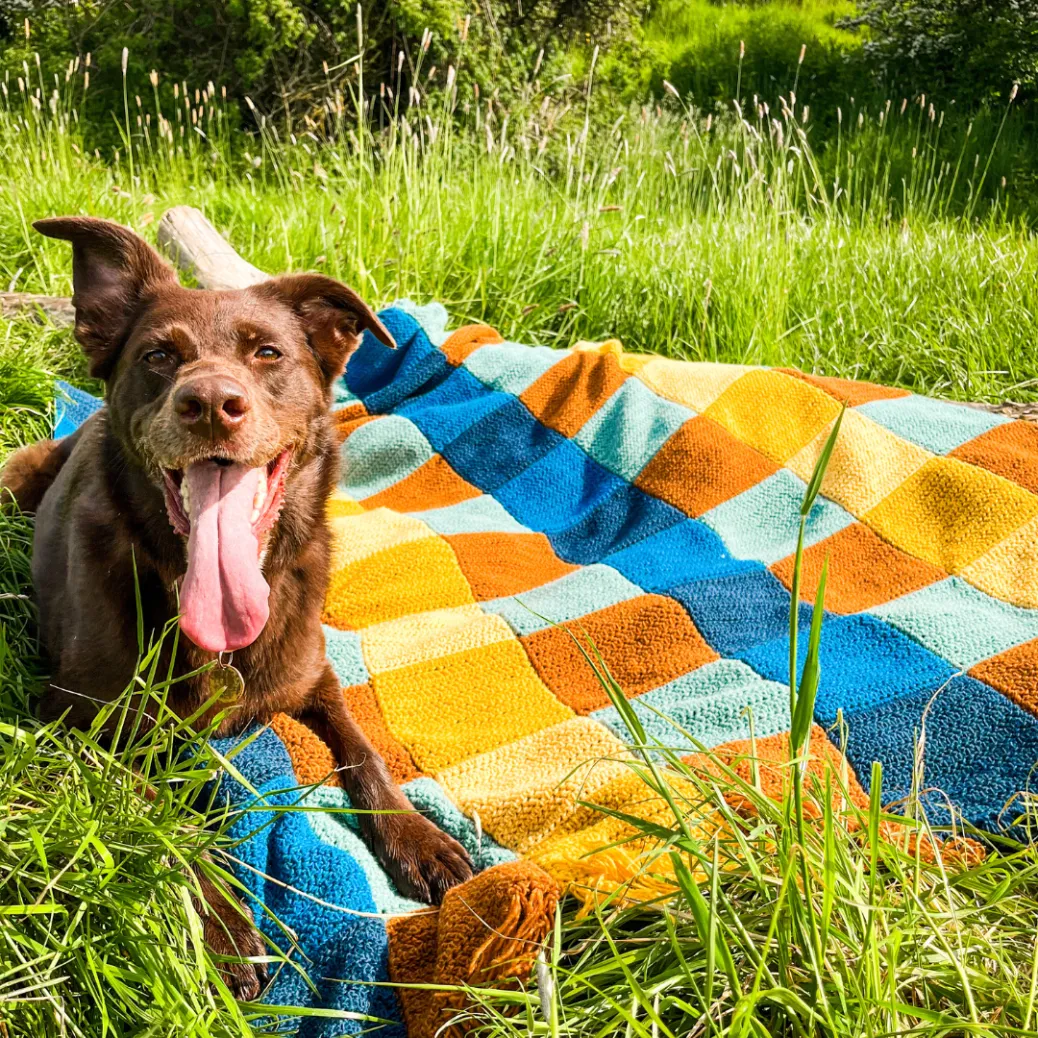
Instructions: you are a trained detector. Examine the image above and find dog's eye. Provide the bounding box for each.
[255,346,282,360]
[143,349,171,366]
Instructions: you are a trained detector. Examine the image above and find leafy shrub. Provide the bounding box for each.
[0,0,653,145]
[843,0,1038,103]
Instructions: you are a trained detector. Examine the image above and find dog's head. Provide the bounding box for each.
[37,216,394,653]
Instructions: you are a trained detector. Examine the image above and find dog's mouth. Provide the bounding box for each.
[159,449,293,655]
[161,449,292,541]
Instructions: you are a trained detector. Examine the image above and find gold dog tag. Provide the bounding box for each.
[209,661,245,703]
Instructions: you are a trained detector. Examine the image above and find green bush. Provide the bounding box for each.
[0,0,654,148]
[844,0,1038,103]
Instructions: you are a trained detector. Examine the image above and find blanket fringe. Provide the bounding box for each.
[388,860,558,1037]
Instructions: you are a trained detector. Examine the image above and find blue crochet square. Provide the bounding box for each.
[603,519,756,592]
[550,482,686,565]
[338,413,434,499]
[574,376,693,481]
[395,366,511,452]
[442,395,565,491]
[836,674,1038,834]
[869,576,1038,671]
[741,613,956,724]
[592,657,791,752]
[323,626,369,687]
[700,468,855,566]
[413,494,530,535]
[54,380,103,438]
[347,308,451,412]
[670,566,816,657]
[483,564,643,636]
[494,441,626,534]
[464,340,567,395]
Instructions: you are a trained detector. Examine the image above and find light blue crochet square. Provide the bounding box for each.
[574,377,693,481]
[591,658,791,754]
[301,786,425,915]
[389,298,451,346]
[331,379,363,409]
[700,469,854,566]
[857,396,1010,455]
[464,341,567,396]
[323,626,369,687]
[413,494,530,534]
[54,380,104,438]
[869,576,1038,671]
[338,414,434,500]
[482,563,642,636]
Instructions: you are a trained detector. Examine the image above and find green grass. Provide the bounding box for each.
[3,42,1038,1038]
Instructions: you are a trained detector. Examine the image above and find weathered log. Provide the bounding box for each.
[156,205,268,290]
[0,291,75,327]
[1,208,1035,423]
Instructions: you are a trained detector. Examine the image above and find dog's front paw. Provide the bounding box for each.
[376,811,474,905]
[196,876,268,1001]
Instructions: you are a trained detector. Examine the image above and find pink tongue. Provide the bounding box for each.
[179,461,270,653]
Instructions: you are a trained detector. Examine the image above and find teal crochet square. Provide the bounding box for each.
[574,377,693,481]
[701,469,855,566]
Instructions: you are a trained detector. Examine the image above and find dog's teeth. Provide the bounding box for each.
[180,479,191,516]
[250,474,268,525]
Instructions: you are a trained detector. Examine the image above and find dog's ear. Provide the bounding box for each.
[34,216,177,380]
[261,273,396,385]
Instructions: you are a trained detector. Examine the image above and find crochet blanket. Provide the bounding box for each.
[56,302,1038,1035]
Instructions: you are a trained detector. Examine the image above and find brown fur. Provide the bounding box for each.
[1,217,472,1000]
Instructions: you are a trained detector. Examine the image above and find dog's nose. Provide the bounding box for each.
[174,376,251,437]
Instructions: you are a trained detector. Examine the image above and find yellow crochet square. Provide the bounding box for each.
[618,353,655,375]
[326,490,364,518]
[436,718,631,854]
[704,369,842,464]
[324,536,474,629]
[787,408,932,515]
[635,359,756,412]
[865,457,1038,573]
[372,639,573,772]
[960,515,1038,609]
[529,770,717,900]
[328,507,433,570]
[361,605,515,674]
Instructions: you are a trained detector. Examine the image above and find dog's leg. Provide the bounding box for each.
[139,781,267,999]
[0,430,80,512]
[301,664,473,904]
[193,863,268,1000]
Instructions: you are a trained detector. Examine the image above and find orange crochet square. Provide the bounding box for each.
[521,594,717,713]
[687,724,869,814]
[770,522,946,614]
[270,685,423,786]
[332,403,377,443]
[439,324,504,366]
[361,455,481,512]
[444,532,578,600]
[778,369,911,407]
[635,416,779,517]
[970,639,1038,717]
[519,350,628,438]
[270,713,337,787]
[950,420,1038,496]
[343,682,424,783]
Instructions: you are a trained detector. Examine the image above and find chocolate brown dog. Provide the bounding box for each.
[1,217,472,998]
